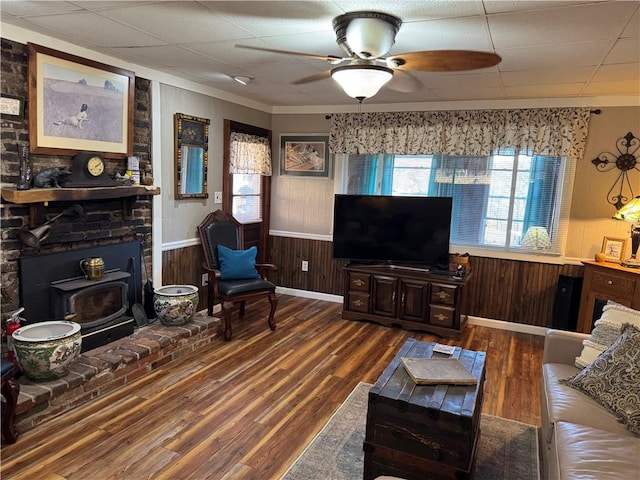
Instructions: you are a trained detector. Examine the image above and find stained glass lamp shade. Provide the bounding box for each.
[522,227,551,251]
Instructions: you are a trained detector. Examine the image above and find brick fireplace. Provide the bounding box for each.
[1,38,154,331]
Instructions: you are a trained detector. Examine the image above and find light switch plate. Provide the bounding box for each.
[214,191,222,203]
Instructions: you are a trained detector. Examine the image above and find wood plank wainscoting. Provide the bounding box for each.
[162,236,585,328]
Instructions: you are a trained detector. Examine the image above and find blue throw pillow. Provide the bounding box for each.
[216,245,261,280]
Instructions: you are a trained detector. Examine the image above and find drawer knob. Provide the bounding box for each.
[353,279,365,287]
[434,313,447,322]
[353,299,364,307]
[607,280,613,285]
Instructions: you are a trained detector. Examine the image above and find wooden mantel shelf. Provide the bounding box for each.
[1,185,161,227]
[1,185,160,204]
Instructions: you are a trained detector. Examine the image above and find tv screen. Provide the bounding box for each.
[332,194,452,268]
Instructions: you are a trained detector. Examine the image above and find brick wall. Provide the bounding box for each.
[1,38,154,313]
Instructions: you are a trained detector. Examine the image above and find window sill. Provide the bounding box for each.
[450,244,567,265]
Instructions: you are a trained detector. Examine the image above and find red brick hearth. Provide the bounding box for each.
[14,312,218,435]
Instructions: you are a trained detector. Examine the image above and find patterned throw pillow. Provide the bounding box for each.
[563,323,640,435]
[575,301,640,368]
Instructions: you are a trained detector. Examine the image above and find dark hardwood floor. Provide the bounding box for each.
[1,294,544,479]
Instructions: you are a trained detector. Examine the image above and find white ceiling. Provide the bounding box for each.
[2,0,639,108]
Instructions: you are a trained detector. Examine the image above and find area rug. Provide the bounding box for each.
[280,382,540,480]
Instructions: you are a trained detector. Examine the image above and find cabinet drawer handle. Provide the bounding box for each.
[434,313,448,322]
[353,279,365,287]
[435,291,450,300]
[607,280,613,285]
[353,299,364,307]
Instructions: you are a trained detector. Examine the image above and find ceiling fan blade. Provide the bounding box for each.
[235,44,343,63]
[291,70,332,85]
[387,70,423,93]
[389,50,501,72]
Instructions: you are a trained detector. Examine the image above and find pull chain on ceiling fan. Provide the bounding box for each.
[236,11,502,103]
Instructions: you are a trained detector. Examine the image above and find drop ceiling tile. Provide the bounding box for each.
[592,63,640,81]
[415,72,502,89]
[501,66,596,86]
[184,39,307,65]
[483,1,590,15]
[488,2,638,48]
[393,17,493,52]
[505,83,584,98]
[621,6,640,38]
[431,85,506,101]
[260,31,345,58]
[604,38,640,64]
[201,1,341,37]
[0,1,82,16]
[110,45,222,69]
[98,2,253,44]
[582,79,640,95]
[332,0,484,20]
[498,43,611,70]
[22,11,167,47]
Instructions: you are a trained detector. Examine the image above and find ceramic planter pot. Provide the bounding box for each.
[153,285,199,326]
[12,321,82,382]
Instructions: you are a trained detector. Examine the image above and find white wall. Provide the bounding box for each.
[158,84,270,246]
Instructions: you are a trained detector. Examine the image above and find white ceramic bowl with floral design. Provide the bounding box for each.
[153,285,199,326]
[12,321,82,382]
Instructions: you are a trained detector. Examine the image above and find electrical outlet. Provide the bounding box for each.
[214,191,222,203]
[301,260,309,272]
[201,273,208,286]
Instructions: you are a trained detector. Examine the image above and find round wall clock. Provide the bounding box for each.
[63,152,118,187]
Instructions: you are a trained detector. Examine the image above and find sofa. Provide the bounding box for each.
[540,328,640,479]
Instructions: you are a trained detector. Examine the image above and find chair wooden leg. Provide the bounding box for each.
[1,364,20,444]
[222,300,234,341]
[267,292,278,332]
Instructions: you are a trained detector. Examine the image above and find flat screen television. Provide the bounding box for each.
[332,194,452,269]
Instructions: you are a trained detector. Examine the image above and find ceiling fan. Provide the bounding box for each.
[236,11,501,103]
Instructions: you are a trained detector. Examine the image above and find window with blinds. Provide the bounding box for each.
[341,152,567,254]
[231,173,262,223]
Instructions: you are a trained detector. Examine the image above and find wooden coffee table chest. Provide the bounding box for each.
[364,338,486,480]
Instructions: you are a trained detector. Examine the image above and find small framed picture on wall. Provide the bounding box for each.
[601,236,626,263]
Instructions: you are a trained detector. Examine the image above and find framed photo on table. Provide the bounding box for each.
[280,134,330,178]
[27,42,134,157]
[601,236,626,263]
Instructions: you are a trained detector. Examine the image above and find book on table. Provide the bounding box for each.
[401,357,478,385]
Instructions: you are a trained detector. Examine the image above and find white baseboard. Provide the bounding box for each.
[276,286,343,304]
[277,287,548,336]
[468,316,548,337]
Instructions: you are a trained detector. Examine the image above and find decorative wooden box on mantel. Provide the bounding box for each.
[1,185,161,227]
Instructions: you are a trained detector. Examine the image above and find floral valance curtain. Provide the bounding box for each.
[230,132,272,176]
[329,108,590,162]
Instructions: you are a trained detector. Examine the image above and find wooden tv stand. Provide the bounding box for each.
[342,263,470,338]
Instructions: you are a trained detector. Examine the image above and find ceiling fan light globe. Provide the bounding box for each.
[331,65,393,101]
[345,17,397,58]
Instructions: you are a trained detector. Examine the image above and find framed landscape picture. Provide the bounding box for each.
[601,236,626,262]
[280,134,330,178]
[28,43,134,157]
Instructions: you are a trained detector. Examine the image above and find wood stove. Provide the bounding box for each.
[18,240,142,352]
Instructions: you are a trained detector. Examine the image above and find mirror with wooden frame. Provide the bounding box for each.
[174,113,209,199]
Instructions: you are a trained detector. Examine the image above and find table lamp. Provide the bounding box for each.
[522,226,551,251]
[613,195,640,268]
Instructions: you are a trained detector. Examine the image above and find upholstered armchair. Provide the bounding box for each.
[197,210,277,340]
